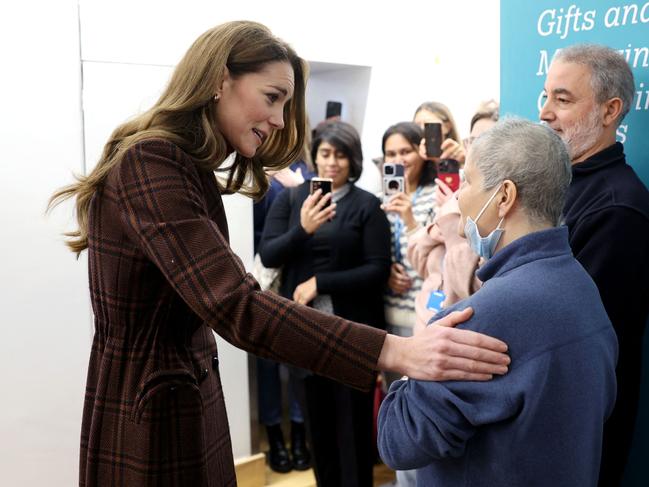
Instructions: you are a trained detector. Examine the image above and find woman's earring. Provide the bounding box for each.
[214,93,220,102]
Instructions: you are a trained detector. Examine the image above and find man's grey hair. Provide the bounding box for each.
[554,44,635,124]
[470,118,572,226]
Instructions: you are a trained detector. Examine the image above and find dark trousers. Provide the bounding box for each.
[304,375,375,487]
[598,351,642,487]
[256,357,304,425]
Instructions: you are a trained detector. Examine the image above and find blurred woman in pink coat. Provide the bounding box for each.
[408,103,499,332]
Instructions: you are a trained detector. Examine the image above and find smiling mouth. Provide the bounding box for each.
[252,128,266,144]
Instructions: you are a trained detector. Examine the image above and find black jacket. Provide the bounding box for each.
[563,142,649,484]
[259,182,391,329]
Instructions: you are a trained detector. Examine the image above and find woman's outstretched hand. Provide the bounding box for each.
[377,307,510,381]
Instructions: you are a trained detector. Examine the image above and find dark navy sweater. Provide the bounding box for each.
[563,143,649,483]
[259,183,391,329]
[378,227,618,486]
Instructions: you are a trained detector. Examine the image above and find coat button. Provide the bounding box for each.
[199,368,209,382]
[212,356,219,370]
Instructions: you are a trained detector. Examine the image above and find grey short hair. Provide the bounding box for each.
[554,44,635,123]
[470,118,572,226]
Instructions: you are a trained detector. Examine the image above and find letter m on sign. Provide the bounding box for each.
[536,48,561,76]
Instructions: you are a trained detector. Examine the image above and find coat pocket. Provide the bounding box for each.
[131,369,202,424]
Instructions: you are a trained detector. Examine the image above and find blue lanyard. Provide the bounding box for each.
[393,187,423,263]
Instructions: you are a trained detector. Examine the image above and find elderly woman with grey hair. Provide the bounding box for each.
[378,118,618,487]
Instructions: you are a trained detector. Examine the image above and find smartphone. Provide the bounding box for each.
[424,122,443,158]
[437,159,461,192]
[382,163,405,202]
[326,101,342,120]
[310,177,333,206]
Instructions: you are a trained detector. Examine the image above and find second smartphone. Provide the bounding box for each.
[310,177,333,206]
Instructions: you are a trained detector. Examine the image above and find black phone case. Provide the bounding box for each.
[310,179,333,206]
[424,123,443,158]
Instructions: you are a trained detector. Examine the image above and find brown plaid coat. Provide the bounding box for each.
[81,139,386,487]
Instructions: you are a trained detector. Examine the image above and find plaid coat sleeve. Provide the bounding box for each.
[117,139,386,389]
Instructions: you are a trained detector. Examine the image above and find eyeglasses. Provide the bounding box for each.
[463,136,476,149]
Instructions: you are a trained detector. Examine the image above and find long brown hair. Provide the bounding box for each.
[49,21,308,255]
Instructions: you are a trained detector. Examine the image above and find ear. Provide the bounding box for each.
[601,97,623,128]
[215,67,231,98]
[497,180,517,218]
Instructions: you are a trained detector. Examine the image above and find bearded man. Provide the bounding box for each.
[541,44,649,486]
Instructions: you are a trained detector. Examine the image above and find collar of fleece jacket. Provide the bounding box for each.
[476,226,571,283]
[571,142,625,178]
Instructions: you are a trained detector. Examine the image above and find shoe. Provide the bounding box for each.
[290,421,311,471]
[266,424,293,473]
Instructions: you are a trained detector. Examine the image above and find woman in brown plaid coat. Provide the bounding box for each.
[49,21,510,487]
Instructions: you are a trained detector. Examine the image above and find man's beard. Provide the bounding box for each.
[561,108,604,162]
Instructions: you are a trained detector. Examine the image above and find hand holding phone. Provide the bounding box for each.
[301,178,335,234]
[439,138,466,164]
[434,177,455,208]
[382,163,405,203]
[382,163,418,229]
[436,159,460,193]
[309,177,333,206]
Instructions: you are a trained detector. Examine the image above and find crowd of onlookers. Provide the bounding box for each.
[253,43,649,487]
[58,17,649,486]
[252,97,499,484]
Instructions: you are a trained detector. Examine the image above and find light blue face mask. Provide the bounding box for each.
[464,186,505,259]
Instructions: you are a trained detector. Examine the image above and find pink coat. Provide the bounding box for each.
[407,199,482,332]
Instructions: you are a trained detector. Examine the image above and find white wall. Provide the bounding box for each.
[306,64,373,134]
[306,63,380,192]
[0,2,88,486]
[78,0,500,151]
[0,1,499,485]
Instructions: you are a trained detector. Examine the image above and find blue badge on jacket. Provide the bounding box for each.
[426,290,445,313]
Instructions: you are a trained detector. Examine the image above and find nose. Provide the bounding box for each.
[269,107,285,130]
[539,98,553,123]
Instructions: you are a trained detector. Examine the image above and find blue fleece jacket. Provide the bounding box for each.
[378,226,618,487]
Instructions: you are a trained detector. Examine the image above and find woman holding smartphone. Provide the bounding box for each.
[413,100,465,164]
[381,122,438,339]
[381,121,440,487]
[408,103,500,333]
[260,121,391,487]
